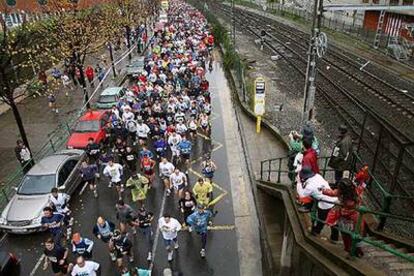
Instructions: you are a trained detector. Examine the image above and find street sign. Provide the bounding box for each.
[254,77,266,133]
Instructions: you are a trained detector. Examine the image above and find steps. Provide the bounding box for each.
[361,239,414,275]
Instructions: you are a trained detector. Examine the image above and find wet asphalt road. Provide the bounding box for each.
[0,60,240,276]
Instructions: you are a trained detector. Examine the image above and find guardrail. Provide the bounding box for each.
[259,153,414,234]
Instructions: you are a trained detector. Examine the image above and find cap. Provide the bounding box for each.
[299,166,315,180]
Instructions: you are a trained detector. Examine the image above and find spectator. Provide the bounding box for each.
[85,65,95,87]
[328,125,353,184]
[297,167,339,242]
[15,139,33,174]
[302,138,319,174]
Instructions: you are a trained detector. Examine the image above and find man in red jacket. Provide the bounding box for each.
[302,138,319,174]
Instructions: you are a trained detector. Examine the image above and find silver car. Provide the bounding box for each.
[0,150,85,234]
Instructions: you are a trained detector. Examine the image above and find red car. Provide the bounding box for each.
[66,110,110,149]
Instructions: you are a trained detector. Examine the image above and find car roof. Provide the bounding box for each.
[27,155,69,175]
[79,110,108,121]
[100,87,124,96]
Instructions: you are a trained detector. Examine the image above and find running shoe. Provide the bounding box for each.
[147,252,152,261]
[174,242,179,250]
[200,249,206,258]
[167,251,173,262]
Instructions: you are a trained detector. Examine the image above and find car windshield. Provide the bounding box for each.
[74,120,100,132]
[98,95,117,103]
[18,174,56,195]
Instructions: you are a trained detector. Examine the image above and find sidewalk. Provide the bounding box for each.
[0,41,145,182]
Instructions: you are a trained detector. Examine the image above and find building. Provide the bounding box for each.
[362,0,414,41]
[0,0,111,28]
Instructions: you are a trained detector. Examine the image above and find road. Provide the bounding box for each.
[0,58,241,276]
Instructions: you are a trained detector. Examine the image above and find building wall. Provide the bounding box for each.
[364,10,414,40]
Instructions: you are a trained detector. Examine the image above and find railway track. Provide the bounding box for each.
[221,6,414,142]
[215,4,414,236]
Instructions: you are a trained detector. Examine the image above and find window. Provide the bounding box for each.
[58,159,78,186]
[402,0,413,4]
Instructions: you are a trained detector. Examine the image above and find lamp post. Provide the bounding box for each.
[302,0,325,123]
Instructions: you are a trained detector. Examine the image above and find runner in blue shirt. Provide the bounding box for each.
[178,136,192,174]
[41,206,65,245]
[186,205,213,258]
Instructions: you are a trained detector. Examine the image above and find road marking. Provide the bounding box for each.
[181,225,235,231]
[30,254,45,276]
[79,182,88,195]
[188,168,228,194]
[149,190,167,270]
[0,233,8,245]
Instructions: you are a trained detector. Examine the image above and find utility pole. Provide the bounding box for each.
[107,42,117,78]
[232,0,236,47]
[302,0,325,122]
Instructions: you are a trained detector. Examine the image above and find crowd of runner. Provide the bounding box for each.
[39,1,218,275]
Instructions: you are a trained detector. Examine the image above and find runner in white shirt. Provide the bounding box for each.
[169,169,187,198]
[168,132,182,165]
[159,158,175,196]
[122,108,135,123]
[71,256,100,276]
[175,122,187,136]
[136,120,151,145]
[158,214,182,262]
[103,160,124,200]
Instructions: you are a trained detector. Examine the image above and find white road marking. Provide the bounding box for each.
[79,182,88,195]
[0,233,8,245]
[149,191,168,270]
[30,254,45,276]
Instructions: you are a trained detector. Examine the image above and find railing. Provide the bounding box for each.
[259,153,414,234]
[309,200,414,262]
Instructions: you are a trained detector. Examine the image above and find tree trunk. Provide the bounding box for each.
[77,64,91,109]
[9,98,32,156]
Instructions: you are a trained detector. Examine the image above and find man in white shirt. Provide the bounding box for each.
[297,166,339,242]
[136,120,151,145]
[122,107,135,123]
[168,132,182,162]
[103,159,124,200]
[159,158,175,196]
[169,169,187,198]
[71,256,100,276]
[158,214,182,262]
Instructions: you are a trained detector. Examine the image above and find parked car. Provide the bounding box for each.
[0,150,85,234]
[0,251,20,276]
[66,110,110,149]
[126,56,145,77]
[95,87,126,110]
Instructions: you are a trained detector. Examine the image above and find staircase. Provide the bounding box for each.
[258,155,414,275]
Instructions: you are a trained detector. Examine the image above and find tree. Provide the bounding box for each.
[0,2,54,152]
[43,0,118,109]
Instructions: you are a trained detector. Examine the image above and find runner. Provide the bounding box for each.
[178,136,192,175]
[43,238,70,276]
[179,190,197,230]
[158,214,182,262]
[109,229,134,270]
[140,155,156,186]
[41,206,65,245]
[193,177,213,206]
[71,232,94,259]
[126,172,150,207]
[115,200,136,234]
[201,156,217,181]
[103,159,124,200]
[135,207,154,261]
[79,161,99,198]
[70,256,100,276]
[169,168,188,199]
[159,157,175,196]
[92,217,116,260]
[85,137,101,164]
[186,204,213,258]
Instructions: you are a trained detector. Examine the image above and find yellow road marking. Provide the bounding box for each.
[181,225,236,231]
